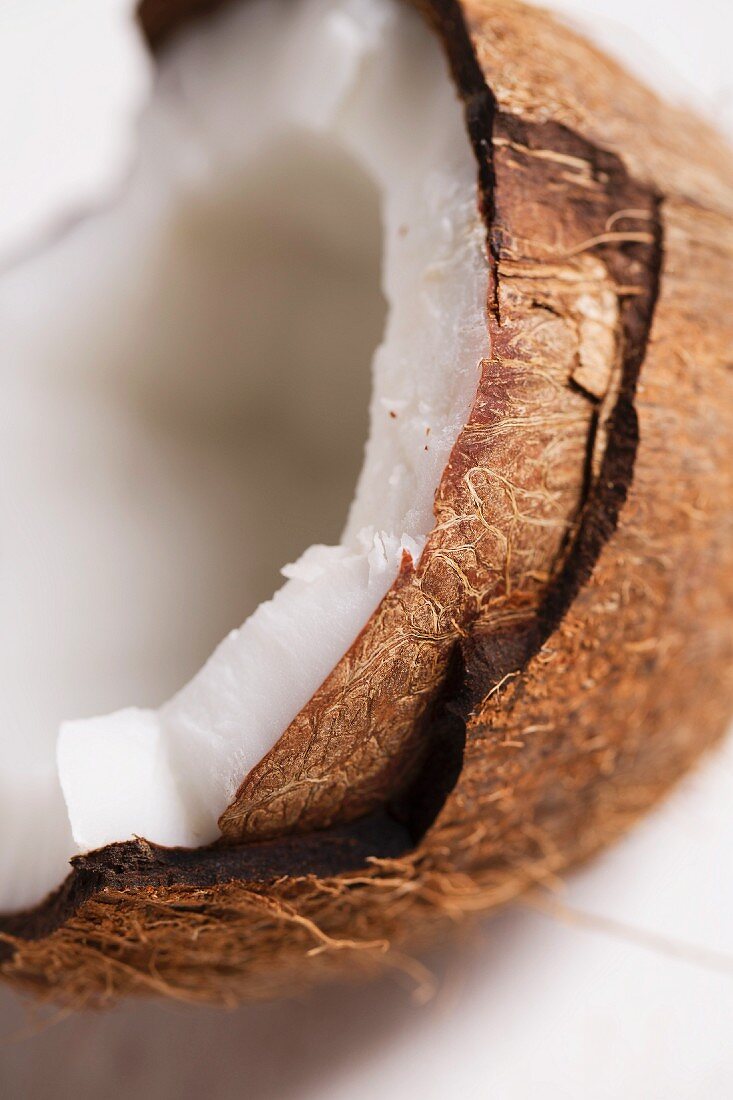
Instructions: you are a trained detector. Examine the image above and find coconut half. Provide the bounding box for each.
[1,0,732,1006]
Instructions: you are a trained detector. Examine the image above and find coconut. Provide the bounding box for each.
[1,0,732,1007]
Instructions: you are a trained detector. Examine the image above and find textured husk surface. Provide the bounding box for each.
[2,0,732,1007]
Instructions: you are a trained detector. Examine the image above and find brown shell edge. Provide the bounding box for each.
[2,0,732,1006]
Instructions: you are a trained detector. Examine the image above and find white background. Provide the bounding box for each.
[0,2,732,1097]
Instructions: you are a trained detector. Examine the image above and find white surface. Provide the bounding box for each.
[0,0,151,265]
[0,1,730,1097]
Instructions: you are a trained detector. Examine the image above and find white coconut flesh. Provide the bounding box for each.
[0,0,488,911]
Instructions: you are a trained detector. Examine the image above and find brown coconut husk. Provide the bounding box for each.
[2,0,732,1007]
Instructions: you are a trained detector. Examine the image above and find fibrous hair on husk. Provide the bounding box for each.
[2,0,732,1007]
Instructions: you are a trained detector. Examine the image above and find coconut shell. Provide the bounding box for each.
[2,0,732,1007]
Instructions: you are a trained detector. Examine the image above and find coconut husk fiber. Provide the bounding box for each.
[1,0,732,1007]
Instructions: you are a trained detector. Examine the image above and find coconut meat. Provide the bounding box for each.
[0,0,488,910]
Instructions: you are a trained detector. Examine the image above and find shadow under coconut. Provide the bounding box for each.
[0,907,534,1100]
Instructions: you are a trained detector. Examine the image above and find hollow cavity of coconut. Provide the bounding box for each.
[1,0,732,1007]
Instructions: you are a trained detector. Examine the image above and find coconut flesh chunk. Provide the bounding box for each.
[0,0,488,911]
